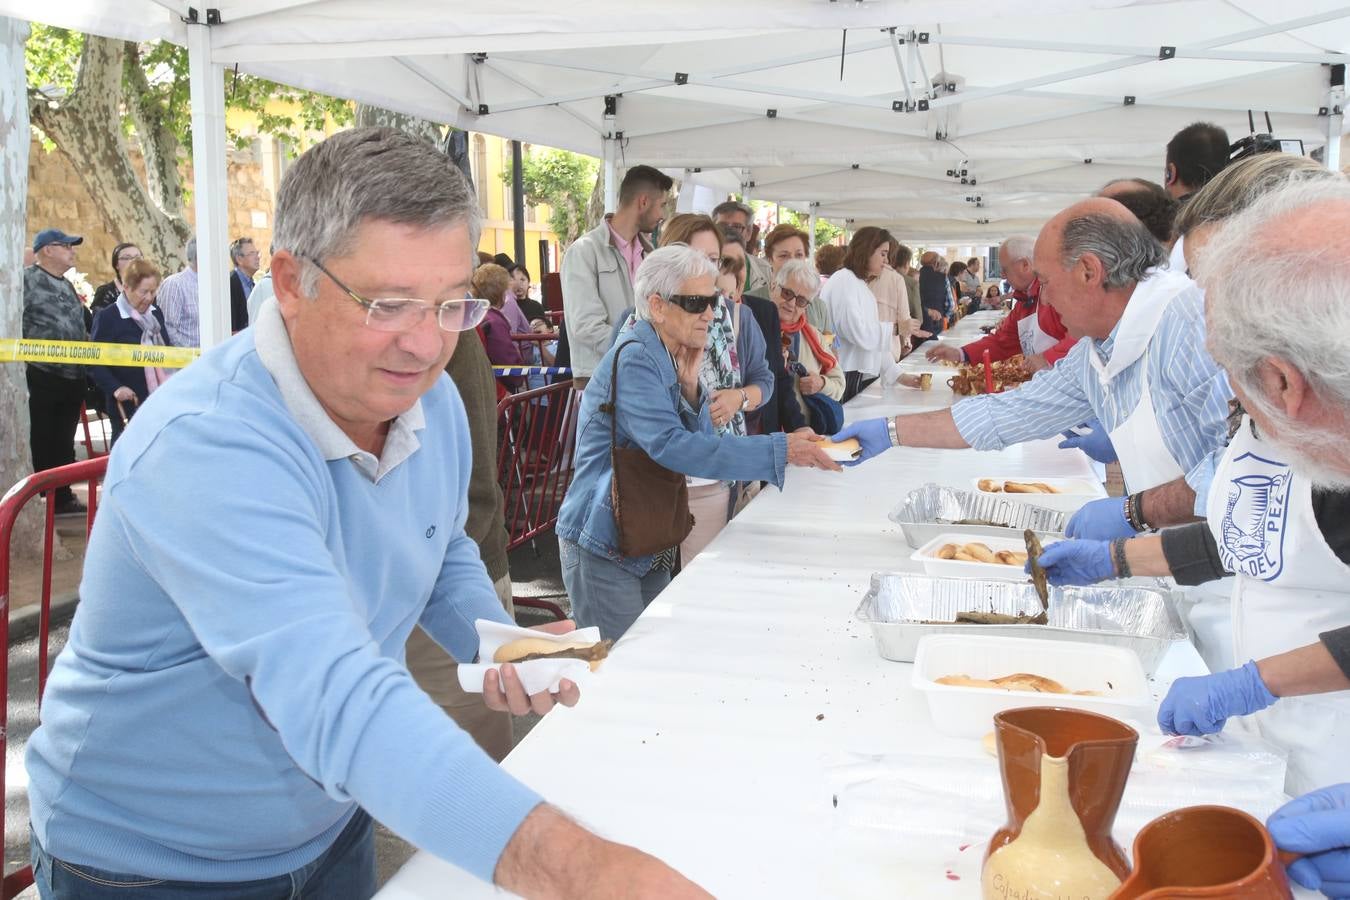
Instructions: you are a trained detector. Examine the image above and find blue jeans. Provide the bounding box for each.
[30,809,376,899]
[559,538,670,641]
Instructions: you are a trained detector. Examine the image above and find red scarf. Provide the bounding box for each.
[781,316,837,375]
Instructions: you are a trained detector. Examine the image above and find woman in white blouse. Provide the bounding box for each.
[820,227,904,401]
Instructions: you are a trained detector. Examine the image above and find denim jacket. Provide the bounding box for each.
[557,320,788,576]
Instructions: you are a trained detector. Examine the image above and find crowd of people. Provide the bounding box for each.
[13,114,1350,899]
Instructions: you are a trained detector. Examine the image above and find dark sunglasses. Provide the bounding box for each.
[777,285,812,308]
[664,292,722,314]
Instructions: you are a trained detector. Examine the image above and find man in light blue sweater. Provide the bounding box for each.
[26,128,710,900]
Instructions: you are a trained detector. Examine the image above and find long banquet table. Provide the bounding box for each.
[376,310,1222,898]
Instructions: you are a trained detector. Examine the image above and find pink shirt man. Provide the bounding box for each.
[606,221,644,283]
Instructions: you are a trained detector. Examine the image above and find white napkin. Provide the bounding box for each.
[456,619,603,695]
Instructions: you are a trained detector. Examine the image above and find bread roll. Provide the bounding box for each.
[817,437,862,461]
[978,478,1002,493]
[493,637,612,671]
[962,542,997,563]
[937,543,959,560]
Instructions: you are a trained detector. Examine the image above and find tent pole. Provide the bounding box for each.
[808,203,818,254]
[602,138,617,215]
[511,140,527,266]
[187,17,230,349]
[1327,65,1345,173]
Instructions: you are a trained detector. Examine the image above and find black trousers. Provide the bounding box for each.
[842,371,878,403]
[26,365,85,503]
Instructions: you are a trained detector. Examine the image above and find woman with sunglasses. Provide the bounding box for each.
[774,259,845,435]
[610,216,777,565]
[558,245,841,641]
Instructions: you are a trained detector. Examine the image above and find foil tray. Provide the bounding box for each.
[889,483,1068,549]
[855,573,1187,673]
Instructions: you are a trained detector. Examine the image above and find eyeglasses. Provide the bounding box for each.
[719,221,748,234]
[305,256,490,333]
[775,285,812,308]
[664,292,723,315]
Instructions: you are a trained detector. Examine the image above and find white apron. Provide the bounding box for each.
[1205,418,1350,795]
[1091,268,1190,493]
[1016,303,1060,357]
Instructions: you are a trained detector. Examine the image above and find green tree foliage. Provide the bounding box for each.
[770,204,843,250]
[26,24,352,153]
[503,147,598,247]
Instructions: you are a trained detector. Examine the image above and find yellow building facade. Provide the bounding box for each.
[468,134,561,281]
[225,105,563,283]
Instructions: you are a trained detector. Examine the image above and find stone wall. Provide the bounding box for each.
[24,135,277,289]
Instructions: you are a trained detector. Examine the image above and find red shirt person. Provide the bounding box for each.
[926,235,1075,373]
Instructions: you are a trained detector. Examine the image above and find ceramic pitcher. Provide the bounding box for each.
[1109,805,1293,899]
[982,707,1138,900]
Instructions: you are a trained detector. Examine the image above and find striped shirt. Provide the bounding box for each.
[157,267,199,348]
[950,276,1232,495]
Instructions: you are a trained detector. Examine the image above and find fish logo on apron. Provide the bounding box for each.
[1218,452,1293,582]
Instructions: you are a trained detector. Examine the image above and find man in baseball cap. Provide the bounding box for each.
[23,227,89,514]
[31,228,83,252]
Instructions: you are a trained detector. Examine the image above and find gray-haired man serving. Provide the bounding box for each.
[26,128,710,899]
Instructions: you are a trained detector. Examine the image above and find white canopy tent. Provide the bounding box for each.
[3,0,1347,340]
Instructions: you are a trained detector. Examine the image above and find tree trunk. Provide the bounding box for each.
[1,15,43,555]
[354,103,443,146]
[29,36,190,271]
[122,42,185,219]
[584,166,607,234]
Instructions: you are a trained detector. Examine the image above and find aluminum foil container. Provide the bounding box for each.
[889,483,1068,549]
[855,573,1187,673]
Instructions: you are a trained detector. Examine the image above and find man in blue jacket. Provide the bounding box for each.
[26,127,710,900]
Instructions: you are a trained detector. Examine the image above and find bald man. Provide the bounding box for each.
[834,199,1232,532]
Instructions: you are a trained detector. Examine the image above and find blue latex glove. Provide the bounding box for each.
[830,418,892,468]
[1065,496,1138,540]
[1027,540,1114,586]
[1156,660,1278,737]
[1269,784,1350,896]
[1057,418,1118,464]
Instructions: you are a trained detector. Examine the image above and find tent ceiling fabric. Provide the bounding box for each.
[4,0,1347,242]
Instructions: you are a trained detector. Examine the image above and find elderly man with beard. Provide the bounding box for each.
[1031,176,1350,896]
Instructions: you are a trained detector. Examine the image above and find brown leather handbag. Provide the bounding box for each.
[601,340,694,558]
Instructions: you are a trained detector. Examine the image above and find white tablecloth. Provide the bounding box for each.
[376,337,1234,900]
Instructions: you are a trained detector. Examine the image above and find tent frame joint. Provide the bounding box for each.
[182,7,221,25]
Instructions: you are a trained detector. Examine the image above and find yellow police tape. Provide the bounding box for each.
[0,338,200,369]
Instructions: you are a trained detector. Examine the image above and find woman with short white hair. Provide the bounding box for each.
[557,244,841,640]
[774,259,846,434]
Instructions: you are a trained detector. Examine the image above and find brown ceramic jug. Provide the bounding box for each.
[1109,805,1293,899]
[982,707,1138,900]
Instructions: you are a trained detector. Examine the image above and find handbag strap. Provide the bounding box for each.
[599,338,640,459]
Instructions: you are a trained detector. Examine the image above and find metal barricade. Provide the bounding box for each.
[0,457,108,898]
[496,380,579,620]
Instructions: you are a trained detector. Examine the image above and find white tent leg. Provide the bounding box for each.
[1327,69,1345,172]
[808,203,818,254]
[602,138,617,215]
[187,20,230,349]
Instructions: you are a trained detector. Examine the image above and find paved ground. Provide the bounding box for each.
[4,532,567,895]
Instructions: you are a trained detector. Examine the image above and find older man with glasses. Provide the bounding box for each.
[712,200,772,297]
[228,236,262,332]
[26,128,712,900]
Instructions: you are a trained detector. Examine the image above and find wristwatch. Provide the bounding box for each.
[739,389,750,411]
[886,417,901,448]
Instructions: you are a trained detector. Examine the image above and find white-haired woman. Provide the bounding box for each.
[557,245,841,640]
[774,259,846,434]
